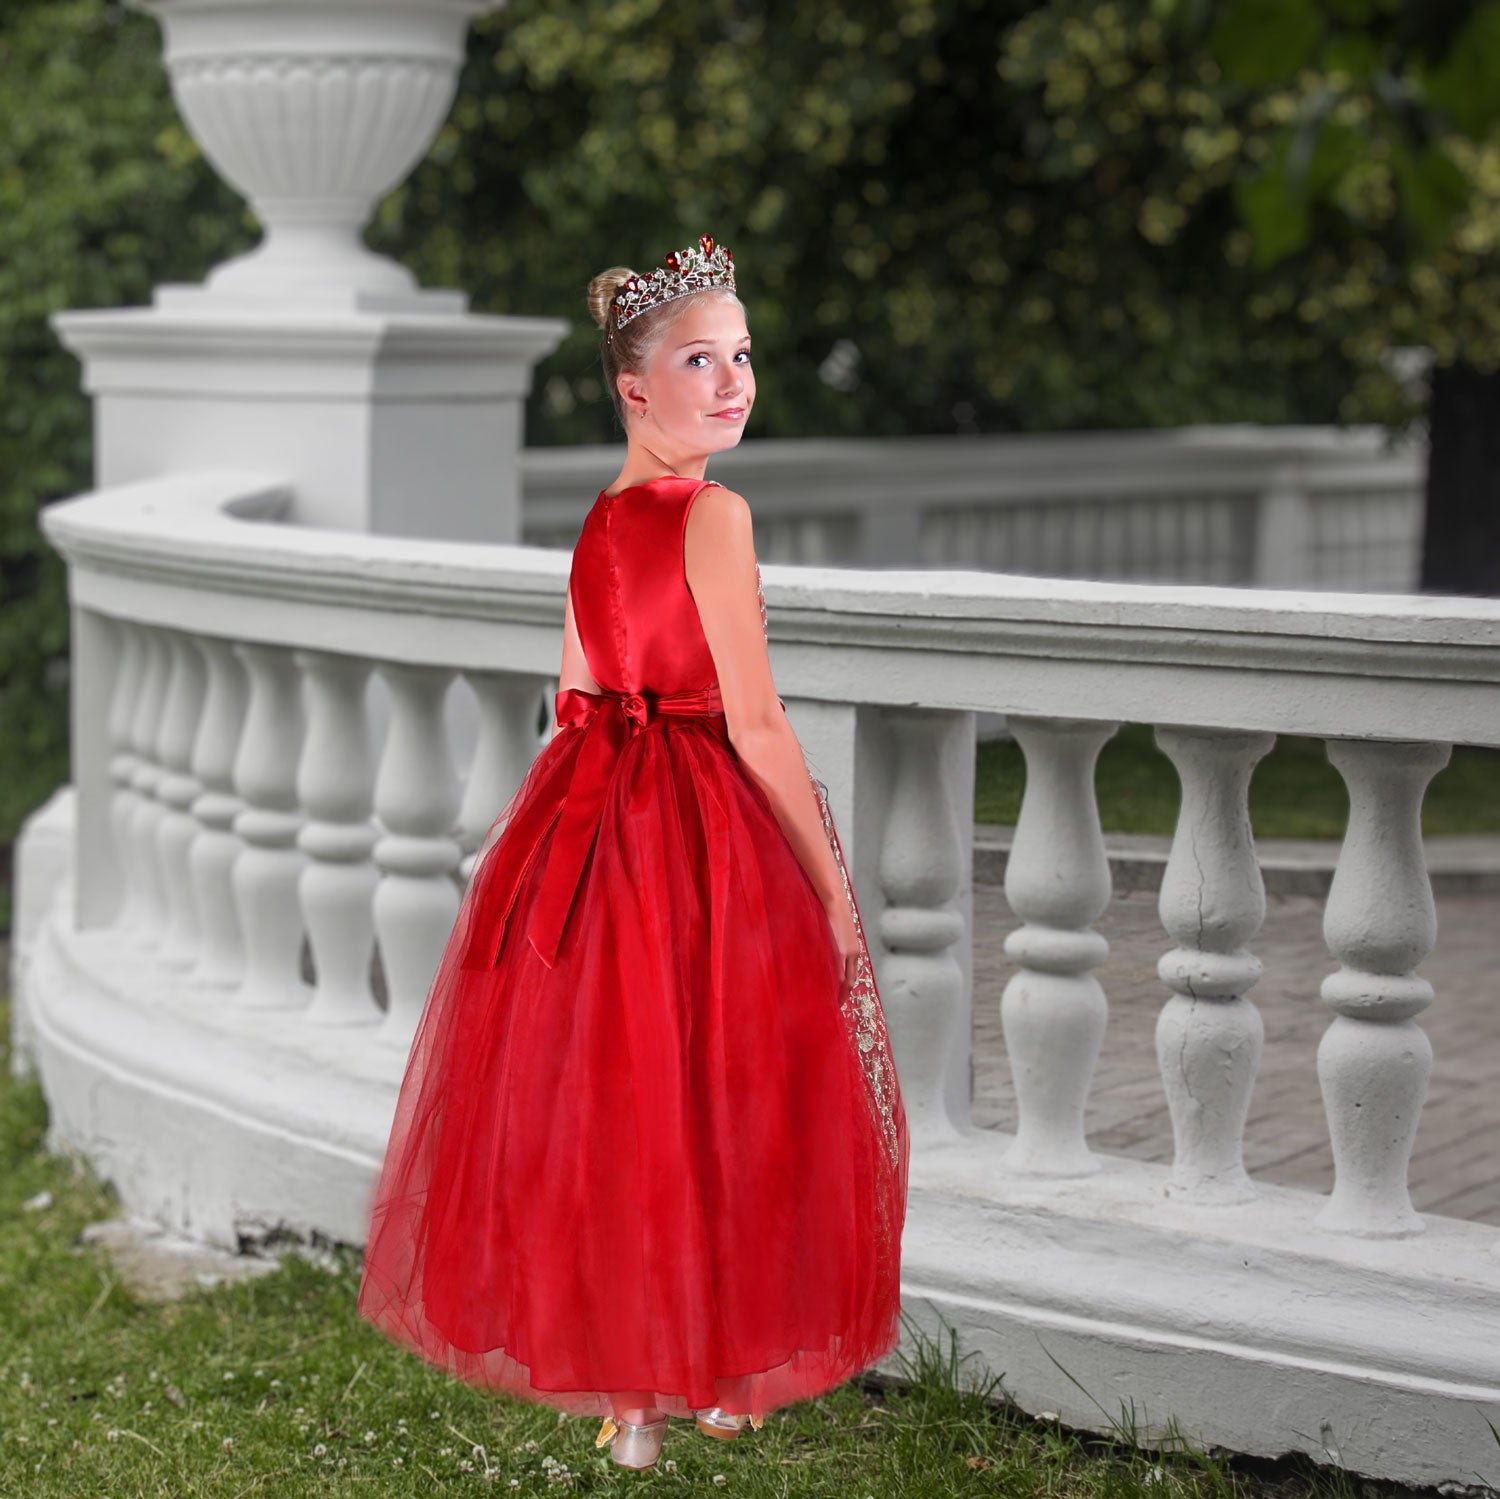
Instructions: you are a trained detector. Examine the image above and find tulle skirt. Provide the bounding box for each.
[355,710,909,1420]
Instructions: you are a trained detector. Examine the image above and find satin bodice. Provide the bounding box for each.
[570,476,723,696]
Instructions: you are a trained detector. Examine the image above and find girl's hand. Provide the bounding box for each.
[824,895,860,999]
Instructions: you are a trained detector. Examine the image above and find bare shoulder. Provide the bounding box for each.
[684,482,753,551]
[689,481,750,521]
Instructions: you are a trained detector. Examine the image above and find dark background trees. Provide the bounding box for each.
[1170,0,1500,593]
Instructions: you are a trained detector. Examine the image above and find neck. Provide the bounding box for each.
[608,439,709,490]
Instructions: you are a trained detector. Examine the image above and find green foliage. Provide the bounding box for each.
[1209,0,1325,86]
[1159,0,1500,390]
[992,2,1364,425]
[996,0,1500,440]
[1422,6,1500,136]
[375,0,1358,442]
[1197,0,1486,260]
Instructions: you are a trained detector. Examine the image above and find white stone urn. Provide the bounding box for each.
[127,0,502,307]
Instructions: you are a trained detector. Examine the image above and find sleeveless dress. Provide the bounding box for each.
[355,474,909,1422]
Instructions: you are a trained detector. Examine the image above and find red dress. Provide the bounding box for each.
[356,474,909,1421]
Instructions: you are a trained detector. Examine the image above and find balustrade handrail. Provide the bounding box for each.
[41,471,1500,748]
[522,431,1430,588]
[524,427,1424,507]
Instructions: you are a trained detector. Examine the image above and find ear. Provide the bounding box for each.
[616,369,647,419]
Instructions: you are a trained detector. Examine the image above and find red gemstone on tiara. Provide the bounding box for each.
[665,252,680,272]
[701,234,715,255]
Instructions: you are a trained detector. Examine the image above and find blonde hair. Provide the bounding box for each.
[587,266,744,429]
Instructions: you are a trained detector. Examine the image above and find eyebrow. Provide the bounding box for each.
[676,336,752,349]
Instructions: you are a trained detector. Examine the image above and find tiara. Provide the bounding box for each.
[610,233,735,330]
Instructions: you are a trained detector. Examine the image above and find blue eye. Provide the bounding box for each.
[688,350,752,366]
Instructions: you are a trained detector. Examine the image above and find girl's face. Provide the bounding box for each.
[620,295,755,458]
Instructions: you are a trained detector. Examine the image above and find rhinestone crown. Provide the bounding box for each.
[611,233,736,330]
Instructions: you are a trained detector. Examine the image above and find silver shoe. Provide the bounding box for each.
[596,1411,669,1469]
[693,1405,764,1439]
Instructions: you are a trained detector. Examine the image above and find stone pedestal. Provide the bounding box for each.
[53,306,567,540]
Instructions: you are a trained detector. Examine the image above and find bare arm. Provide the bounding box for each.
[684,485,845,911]
[552,577,601,740]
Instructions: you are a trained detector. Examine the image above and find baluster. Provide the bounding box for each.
[188,637,249,987]
[106,624,147,930]
[1154,726,1276,1201]
[1316,737,1450,1237]
[230,643,309,1009]
[122,626,173,948]
[295,650,380,1025]
[456,671,547,881]
[154,631,209,969]
[372,662,462,1047]
[1000,716,1117,1176]
[876,708,968,1144]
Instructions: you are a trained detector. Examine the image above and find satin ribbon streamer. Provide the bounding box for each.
[459,683,727,973]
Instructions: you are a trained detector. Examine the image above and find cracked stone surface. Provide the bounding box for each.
[972,883,1500,1226]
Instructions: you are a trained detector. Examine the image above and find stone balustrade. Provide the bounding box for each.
[14,469,1500,1489]
[520,428,1425,590]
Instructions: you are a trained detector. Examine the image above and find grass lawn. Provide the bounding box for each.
[976,726,1500,838]
[0,998,1418,1499]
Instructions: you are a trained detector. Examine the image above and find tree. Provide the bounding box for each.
[1145,0,1500,593]
[379,0,1362,438]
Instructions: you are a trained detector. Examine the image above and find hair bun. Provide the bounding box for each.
[587,267,638,331]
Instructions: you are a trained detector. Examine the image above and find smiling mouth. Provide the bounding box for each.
[710,408,746,417]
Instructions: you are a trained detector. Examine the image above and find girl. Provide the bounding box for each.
[357,234,909,1471]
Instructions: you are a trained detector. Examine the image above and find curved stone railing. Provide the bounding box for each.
[18,470,1500,1487]
[521,427,1425,589]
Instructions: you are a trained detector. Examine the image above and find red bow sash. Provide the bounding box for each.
[459,682,727,973]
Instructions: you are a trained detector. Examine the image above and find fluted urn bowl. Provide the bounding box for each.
[128,0,502,302]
